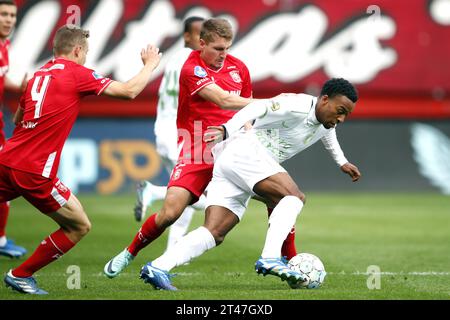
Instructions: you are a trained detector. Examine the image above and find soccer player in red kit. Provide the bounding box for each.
[0,24,161,294]
[0,0,27,259]
[104,18,297,289]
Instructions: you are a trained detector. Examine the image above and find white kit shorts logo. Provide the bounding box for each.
[229,70,242,83]
[55,179,69,194]
[194,66,207,78]
[172,168,182,180]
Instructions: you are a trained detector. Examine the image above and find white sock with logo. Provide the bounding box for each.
[261,196,304,259]
[153,226,216,271]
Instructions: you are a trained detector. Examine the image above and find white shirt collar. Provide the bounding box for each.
[306,96,320,126]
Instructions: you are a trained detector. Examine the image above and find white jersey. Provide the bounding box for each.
[154,47,192,163]
[154,47,193,138]
[217,93,348,166]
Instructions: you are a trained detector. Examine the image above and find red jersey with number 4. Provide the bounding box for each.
[0,58,112,179]
[177,50,252,163]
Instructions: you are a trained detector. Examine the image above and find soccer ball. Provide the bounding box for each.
[287,253,327,289]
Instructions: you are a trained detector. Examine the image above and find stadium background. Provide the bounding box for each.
[2,0,450,195]
[0,0,450,301]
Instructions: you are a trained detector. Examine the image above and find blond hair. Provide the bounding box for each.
[53,25,90,56]
[200,18,233,43]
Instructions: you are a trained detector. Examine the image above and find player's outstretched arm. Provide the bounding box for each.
[340,162,361,182]
[102,44,162,99]
[198,83,253,110]
[5,74,28,93]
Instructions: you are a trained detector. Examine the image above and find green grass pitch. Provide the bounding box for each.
[0,192,449,300]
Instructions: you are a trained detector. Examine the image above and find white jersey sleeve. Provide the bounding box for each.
[320,128,348,167]
[223,94,310,137]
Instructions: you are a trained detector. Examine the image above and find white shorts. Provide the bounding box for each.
[206,133,286,220]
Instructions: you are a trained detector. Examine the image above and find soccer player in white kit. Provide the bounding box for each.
[133,17,207,250]
[139,78,361,290]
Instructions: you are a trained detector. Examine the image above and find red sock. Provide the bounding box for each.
[0,202,10,238]
[281,226,297,260]
[267,207,297,260]
[12,228,75,278]
[128,213,165,256]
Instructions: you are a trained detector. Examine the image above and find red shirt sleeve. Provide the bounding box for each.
[181,63,214,96]
[72,64,113,96]
[239,63,253,98]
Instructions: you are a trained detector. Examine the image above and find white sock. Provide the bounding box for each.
[191,194,207,211]
[0,236,6,247]
[166,206,195,250]
[153,226,216,271]
[261,196,304,259]
[144,182,167,203]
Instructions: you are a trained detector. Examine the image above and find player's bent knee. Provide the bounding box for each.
[208,229,226,246]
[283,186,305,203]
[69,214,91,239]
[207,228,226,246]
[77,219,91,236]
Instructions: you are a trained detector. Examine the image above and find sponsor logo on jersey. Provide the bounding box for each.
[229,70,242,83]
[194,66,207,78]
[196,77,210,86]
[228,90,241,96]
[270,101,280,111]
[92,71,104,80]
[22,121,38,129]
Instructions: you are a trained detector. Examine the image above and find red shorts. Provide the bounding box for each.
[167,161,213,204]
[0,164,71,213]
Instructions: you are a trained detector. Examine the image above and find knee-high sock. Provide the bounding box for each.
[0,202,10,239]
[128,213,164,256]
[12,228,75,278]
[153,226,216,272]
[268,207,297,260]
[261,196,303,259]
[166,206,195,250]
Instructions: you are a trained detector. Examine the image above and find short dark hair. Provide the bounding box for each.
[320,78,358,103]
[184,16,205,33]
[0,0,16,6]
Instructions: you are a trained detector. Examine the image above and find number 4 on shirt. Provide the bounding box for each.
[31,75,51,119]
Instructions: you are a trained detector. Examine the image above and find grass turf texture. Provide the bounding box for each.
[0,193,449,300]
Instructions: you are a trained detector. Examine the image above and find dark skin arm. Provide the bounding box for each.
[341,162,361,182]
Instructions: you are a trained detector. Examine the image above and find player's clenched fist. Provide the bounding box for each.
[141,44,162,69]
